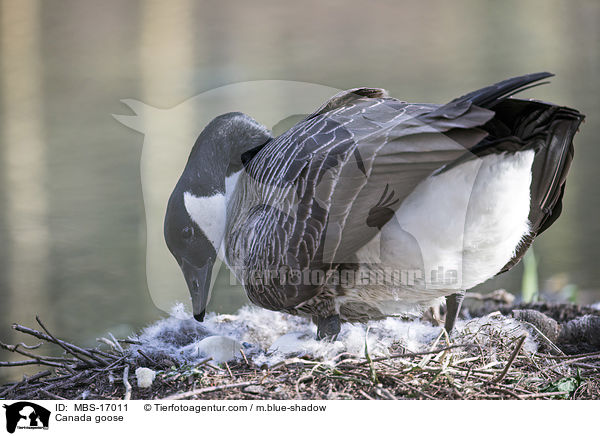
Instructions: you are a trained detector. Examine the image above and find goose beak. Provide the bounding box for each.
[181,258,213,322]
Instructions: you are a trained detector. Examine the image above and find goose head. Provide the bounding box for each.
[164,112,271,322]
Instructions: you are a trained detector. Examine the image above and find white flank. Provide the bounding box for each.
[183,191,227,248]
[346,150,535,314]
[385,149,535,291]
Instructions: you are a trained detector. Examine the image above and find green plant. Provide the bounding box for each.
[521,249,539,303]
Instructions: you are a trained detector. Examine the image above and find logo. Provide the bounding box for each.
[3,402,50,433]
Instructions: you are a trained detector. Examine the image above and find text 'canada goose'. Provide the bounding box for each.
[164,73,584,339]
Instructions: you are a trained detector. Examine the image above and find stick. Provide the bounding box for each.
[358,389,376,400]
[39,389,67,400]
[0,341,78,364]
[0,359,68,368]
[97,337,119,349]
[520,320,565,356]
[35,316,108,366]
[0,370,52,398]
[12,342,43,350]
[164,381,269,400]
[137,350,157,366]
[123,365,132,400]
[492,335,527,383]
[239,348,249,366]
[339,344,469,367]
[488,386,522,400]
[99,355,128,372]
[89,347,117,359]
[118,338,142,345]
[224,361,234,378]
[12,323,97,367]
[547,354,600,370]
[109,333,124,353]
[197,357,214,366]
[537,350,600,360]
[375,386,397,400]
[41,370,90,393]
[517,391,569,399]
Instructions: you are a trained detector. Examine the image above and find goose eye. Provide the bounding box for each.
[182,226,194,239]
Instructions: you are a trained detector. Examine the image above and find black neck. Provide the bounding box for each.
[181,129,230,197]
[178,112,272,197]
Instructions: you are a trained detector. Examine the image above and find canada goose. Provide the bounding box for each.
[164,73,584,339]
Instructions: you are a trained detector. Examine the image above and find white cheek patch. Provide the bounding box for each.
[183,191,227,248]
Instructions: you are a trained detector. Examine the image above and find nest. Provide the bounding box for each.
[1,303,599,400]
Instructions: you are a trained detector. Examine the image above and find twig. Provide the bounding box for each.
[197,357,214,366]
[20,370,52,384]
[164,381,270,400]
[385,376,434,399]
[100,355,128,372]
[88,348,116,359]
[537,350,600,360]
[240,348,249,366]
[491,335,527,383]
[109,333,124,353]
[547,354,600,370]
[12,342,43,350]
[204,362,223,372]
[520,320,565,356]
[122,365,132,400]
[137,350,157,366]
[38,370,90,393]
[36,316,111,366]
[97,337,119,349]
[340,344,469,368]
[224,361,234,378]
[118,338,142,345]
[34,318,97,367]
[0,341,79,364]
[358,389,376,400]
[39,389,67,400]
[0,370,52,398]
[375,385,397,400]
[0,358,68,368]
[419,330,444,368]
[570,362,600,371]
[12,322,101,367]
[488,386,522,399]
[295,375,313,399]
[517,391,569,399]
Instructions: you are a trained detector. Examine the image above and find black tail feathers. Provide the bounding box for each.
[450,72,555,109]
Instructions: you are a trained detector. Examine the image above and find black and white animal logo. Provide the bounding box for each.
[3,402,50,433]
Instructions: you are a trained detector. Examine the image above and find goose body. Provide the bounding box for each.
[165,73,584,338]
[327,148,535,321]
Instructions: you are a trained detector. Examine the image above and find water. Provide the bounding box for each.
[1,0,599,383]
